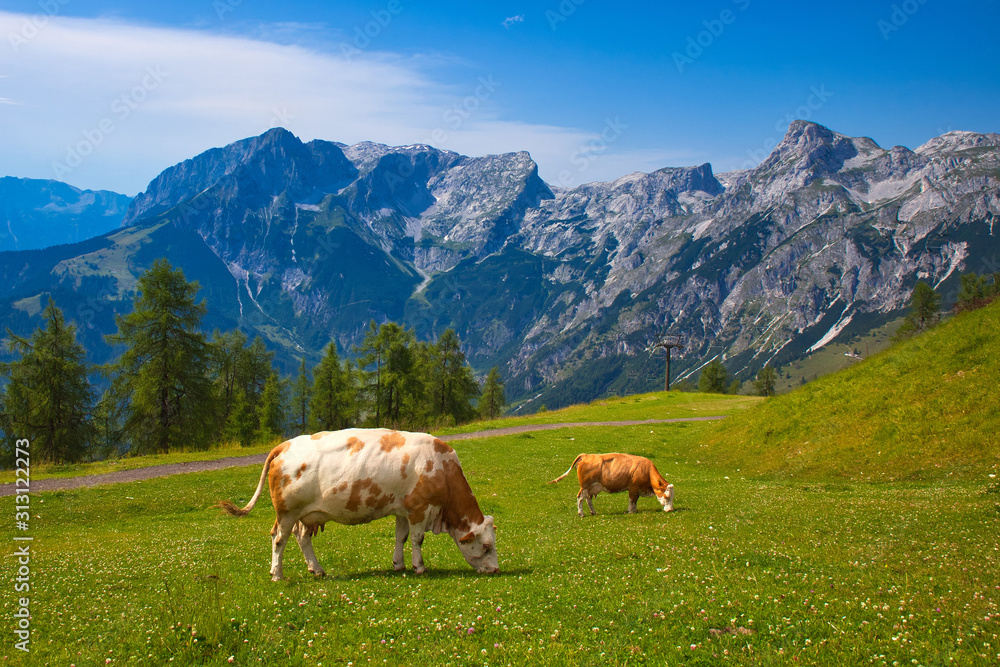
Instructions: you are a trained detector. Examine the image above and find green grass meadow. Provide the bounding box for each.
[6,407,1000,665]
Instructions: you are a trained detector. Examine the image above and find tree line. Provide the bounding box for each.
[0,259,506,465]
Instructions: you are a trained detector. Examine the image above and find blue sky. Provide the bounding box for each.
[1,0,998,195]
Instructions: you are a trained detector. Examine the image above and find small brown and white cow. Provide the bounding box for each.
[549,453,675,517]
[218,429,498,580]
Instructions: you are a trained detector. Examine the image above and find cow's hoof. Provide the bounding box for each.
[271,575,283,582]
[393,563,405,572]
[414,566,426,575]
[309,568,326,577]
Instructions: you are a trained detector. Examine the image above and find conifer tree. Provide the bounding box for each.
[895,280,941,339]
[479,367,507,420]
[224,388,256,446]
[1,299,95,463]
[291,357,310,434]
[105,259,215,454]
[427,329,479,425]
[309,342,356,431]
[752,365,778,397]
[211,329,247,424]
[257,372,288,441]
[357,321,418,427]
[698,358,729,394]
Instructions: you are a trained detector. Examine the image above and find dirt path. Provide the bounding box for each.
[1,416,724,496]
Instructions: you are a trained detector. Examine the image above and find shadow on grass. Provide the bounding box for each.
[322,567,533,582]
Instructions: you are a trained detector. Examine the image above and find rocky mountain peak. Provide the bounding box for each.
[122,128,356,226]
[915,130,1000,157]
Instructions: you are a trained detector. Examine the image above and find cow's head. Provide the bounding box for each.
[653,479,675,512]
[454,515,499,574]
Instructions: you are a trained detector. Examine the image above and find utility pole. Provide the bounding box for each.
[653,336,684,391]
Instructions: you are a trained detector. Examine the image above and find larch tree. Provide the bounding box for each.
[427,329,479,426]
[309,342,356,431]
[478,367,507,420]
[291,357,311,434]
[105,259,215,454]
[698,358,729,394]
[1,299,95,463]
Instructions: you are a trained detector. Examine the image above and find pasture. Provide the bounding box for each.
[8,401,1000,666]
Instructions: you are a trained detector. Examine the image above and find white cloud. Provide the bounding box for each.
[0,11,684,194]
[502,15,524,29]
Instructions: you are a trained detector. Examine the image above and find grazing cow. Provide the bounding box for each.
[549,453,675,517]
[217,429,498,580]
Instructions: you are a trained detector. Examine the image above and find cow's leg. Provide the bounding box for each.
[586,489,597,515]
[270,515,297,581]
[627,492,639,514]
[393,515,410,571]
[576,488,588,517]
[292,521,326,577]
[409,522,428,574]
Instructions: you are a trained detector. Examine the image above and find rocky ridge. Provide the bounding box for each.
[2,120,998,408]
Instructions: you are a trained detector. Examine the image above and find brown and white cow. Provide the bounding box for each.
[217,428,498,580]
[548,453,675,517]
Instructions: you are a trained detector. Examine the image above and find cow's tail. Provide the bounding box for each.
[548,454,585,484]
[215,447,278,517]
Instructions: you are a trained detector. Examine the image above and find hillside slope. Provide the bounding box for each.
[701,299,1000,481]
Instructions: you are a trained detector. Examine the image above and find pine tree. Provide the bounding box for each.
[894,280,941,340]
[752,365,778,397]
[257,372,288,441]
[356,320,386,426]
[357,321,419,428]
[224,388,256,447]
[427,329,479,426]
[310,342,356,431]
[698,359,729,394]
[955,272,1000,313]
[291,357,311,435]
[479,367,507,420]
[105,259,215,454]
[0,299,95,463]
[239,336,274,407]
[211,329,248,426]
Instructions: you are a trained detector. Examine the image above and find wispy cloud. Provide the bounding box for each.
[0,11,681,194]
[502,15,524,29]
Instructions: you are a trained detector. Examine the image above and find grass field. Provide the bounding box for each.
[8,412,1000,665]
[703,299,1000,483]
[0,391,758,484]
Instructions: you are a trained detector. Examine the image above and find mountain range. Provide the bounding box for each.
[1,121,997,410]
[0,177,131,252]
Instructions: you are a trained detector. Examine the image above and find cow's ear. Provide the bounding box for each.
[458,531,475,544]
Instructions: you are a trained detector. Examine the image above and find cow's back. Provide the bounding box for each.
[270,429,442,526]
[578,453,653,493]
